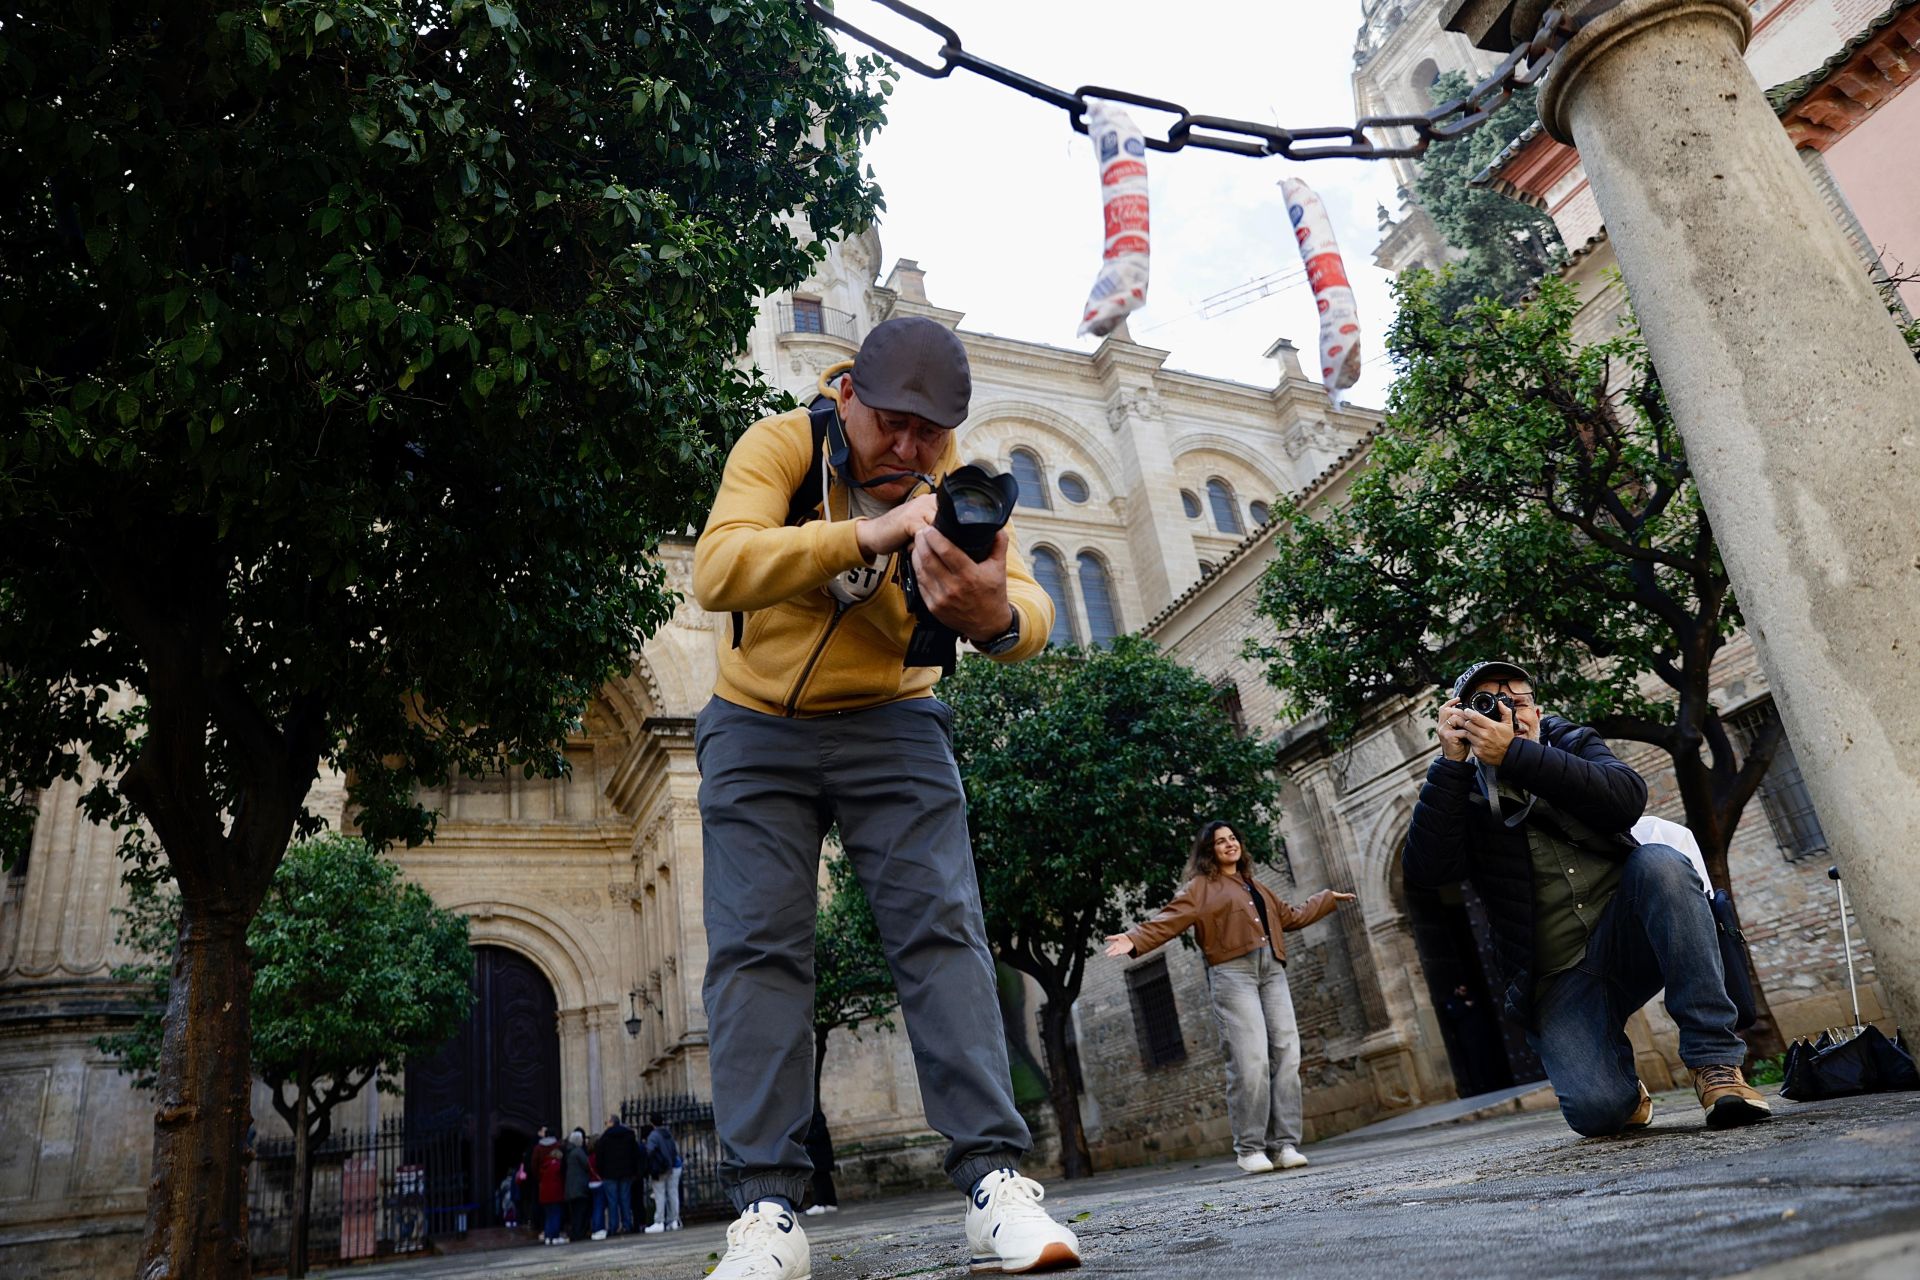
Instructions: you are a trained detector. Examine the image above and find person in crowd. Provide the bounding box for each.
[690,315,1078,1277]
[1404,660,1772,1135]
[1105,820,1353,1173]
[597,1112,642,1235]
[533,1128,566,1245]
[803,1107,839,1216]
[564,1127,593,1242]
[643,1113,684,1234]
[587,1136,608,1240]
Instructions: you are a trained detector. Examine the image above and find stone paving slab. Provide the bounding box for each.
[317,1087,1920,1280]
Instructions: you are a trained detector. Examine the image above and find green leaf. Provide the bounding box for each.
[313,12,334,33]
[379,130,411,149]
[112,391,139,425]
[473,367,496,398]
[84,228,113,262]
[710,5,732,21]
[485,2,513,27]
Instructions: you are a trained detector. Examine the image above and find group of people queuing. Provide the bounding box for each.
[508,1114,683,1245]
[680,318,1774,1278]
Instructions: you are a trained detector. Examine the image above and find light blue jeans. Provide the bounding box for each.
[1205,947,1304,1156]
[1526,844,1746,1136]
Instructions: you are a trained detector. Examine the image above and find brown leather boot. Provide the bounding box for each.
[1692,1064,1773,1129]
[1623,1083,1653,1130]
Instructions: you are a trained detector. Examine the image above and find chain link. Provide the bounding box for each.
[805,0,1625,161]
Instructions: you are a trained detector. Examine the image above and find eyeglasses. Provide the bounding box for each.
[875,413,949,451]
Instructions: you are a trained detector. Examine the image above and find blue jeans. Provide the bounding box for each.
[590,1184,607,1233]
[542,1202,563,1240]
[1526,844,1746,1136]
[603,1177,635,1233]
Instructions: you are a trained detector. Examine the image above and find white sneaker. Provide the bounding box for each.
[644,1222,666,1234]
[964,1169,1081,1274]
[801,1204,836,1216]
[1276,1145,1309,1170]
[1235,1151,1275,1174]
[669,1220,682,1230]
[711,1202,809,1280]
[591,1229,607,1240]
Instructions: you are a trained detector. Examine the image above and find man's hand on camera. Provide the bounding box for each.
[855,492,938,559]
[912,526,1013,644]
[1461,704,1517,766]
[1438,698,1473,762]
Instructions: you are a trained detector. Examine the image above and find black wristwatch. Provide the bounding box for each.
[975,608,1021,656]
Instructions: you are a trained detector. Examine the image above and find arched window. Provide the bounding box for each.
[1180,489,1201,519]
[1057,472,1089,504]
[1207,478,1243,534]
[1077,552,1119,647]
[1010,448,1050,509]
[1410,58,1441,101]
[1249,500,1271,526]
[1029,547,1077,646]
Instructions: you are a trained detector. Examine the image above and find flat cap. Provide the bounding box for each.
[1451,659,1535,701]
[849,316,971,429]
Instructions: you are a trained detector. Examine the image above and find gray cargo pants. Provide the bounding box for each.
[696,695,1030,1211]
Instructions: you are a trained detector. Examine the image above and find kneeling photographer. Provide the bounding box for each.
[689,316,1082,1280]
[1403,660,1772,1137]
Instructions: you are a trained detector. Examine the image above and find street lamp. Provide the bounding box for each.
[624,990,643,1038]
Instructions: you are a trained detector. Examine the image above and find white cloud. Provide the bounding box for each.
[830,0,1403,408]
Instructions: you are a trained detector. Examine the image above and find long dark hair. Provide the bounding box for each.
[1184,819,1252,883]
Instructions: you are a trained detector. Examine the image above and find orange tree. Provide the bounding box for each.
[0,3,888,1275]
[944,636,1280,1178]
[1248,270,1791,1054]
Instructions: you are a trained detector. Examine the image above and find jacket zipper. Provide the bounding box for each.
[783,599,850,717]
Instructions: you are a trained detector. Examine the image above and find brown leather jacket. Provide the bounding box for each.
[1126,873,1340,967]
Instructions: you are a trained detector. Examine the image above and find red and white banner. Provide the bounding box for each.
[1078,100,1151,338]
[1280,177,1361,405]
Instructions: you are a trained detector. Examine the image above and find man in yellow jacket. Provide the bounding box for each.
[691,316,1080,1278]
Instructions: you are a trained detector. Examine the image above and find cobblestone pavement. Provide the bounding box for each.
[333,1087,1920,1280]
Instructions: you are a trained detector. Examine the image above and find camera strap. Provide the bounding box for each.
[1476,761,1536,829]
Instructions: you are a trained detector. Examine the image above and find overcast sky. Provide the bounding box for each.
[827,0,1403,410]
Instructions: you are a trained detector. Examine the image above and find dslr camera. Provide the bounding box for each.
[899,464,1020,672]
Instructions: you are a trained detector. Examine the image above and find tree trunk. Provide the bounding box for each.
[136,904,257,1280]
[289,1070,311,1280]
[812,1026,831,1106]
[1035,1001,1091,1180]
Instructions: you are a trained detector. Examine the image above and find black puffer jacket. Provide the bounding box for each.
[1403,715,1647,1024]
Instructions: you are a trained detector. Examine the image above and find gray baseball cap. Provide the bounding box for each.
[1451,660,1534,701]
[849,316,971,429]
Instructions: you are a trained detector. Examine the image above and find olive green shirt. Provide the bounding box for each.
[1499,784,1626,988]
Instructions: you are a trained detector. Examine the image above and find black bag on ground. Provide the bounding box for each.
[1780,1025,1920,1101]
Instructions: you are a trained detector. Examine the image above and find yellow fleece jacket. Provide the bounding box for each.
[693,405,1054,717]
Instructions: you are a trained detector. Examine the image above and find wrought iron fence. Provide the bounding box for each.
[247,1116,467,1272]
[618,1091,728,1221]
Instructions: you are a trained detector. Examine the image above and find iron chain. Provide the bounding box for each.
[804,0,1627,161]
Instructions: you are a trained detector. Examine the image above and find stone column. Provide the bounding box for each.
[1093,333,1202,614]
[1449,0,1920,1025]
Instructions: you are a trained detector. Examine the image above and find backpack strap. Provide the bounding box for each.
[731,398,839,648]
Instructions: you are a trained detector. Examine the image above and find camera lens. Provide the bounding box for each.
[944,480,1003,526]
[1468,692,1499,716]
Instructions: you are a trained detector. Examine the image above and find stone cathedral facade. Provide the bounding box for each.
[5,2,1907,1268]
